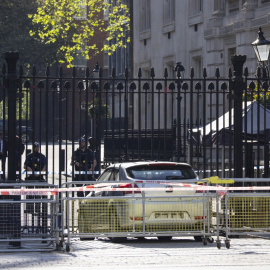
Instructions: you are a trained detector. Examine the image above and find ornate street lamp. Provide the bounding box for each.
[252,27,270,63]
[173,62,185,161]
[252,27,270,78]
[92,62,99,83]
[174,62,185,80]
[252,27,270,79]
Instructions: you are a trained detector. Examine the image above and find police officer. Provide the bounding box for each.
[71,137,97,197]
[24,142,46,181]
[15,135,25,179]
[24,142,47,234]
[0,131,7,180]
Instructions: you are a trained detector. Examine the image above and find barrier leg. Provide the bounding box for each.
[216,193,221,249]
[224,193,230,249]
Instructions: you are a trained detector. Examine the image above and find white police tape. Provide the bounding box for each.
[1,183,270,196]
[0,171,100,175]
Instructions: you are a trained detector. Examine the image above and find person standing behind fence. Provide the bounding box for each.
[24,142,48,236]
[0,132,7,180]
[24,142,46,181]
[15,135,25,179]
[71,137,97,197]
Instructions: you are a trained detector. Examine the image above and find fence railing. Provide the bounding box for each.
[1,53,270,183]
[0,179,270,251]
[0,183,59,252]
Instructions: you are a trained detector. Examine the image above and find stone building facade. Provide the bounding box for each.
[131,0,270,127]
[133,0,270,78]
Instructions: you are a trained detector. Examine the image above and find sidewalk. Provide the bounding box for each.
[1,236,270,270]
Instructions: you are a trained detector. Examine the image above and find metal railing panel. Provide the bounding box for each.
[0,183,59,251]
[61,181,215,250]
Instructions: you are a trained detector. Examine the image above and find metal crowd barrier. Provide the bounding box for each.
[207,178,270,249]
[0,183,60,252]
[1,178,270,252]
[61,181,215,252]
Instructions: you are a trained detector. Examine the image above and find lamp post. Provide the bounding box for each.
[92,62,99,89]
[91,62,101,175]
[252,27,270,78]
[252,27,270,178]
[174,62,185,81]
[174,62,185,161]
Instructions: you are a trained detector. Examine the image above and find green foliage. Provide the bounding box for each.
[0,92,30,120]
[88,98,110,119]
[244,83,270,110]
[29,0,130,67]
[17,91,31,120]
[105,0,130,55]
[0,0,59,72]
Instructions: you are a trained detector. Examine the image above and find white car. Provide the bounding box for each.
[78,161,209,242]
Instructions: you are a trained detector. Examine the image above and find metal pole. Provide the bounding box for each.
[231,55,246,178]
[5,52,18,182]
[4,52,21,247]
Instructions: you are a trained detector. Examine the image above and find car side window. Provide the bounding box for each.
[98,169,113,181]
[109,169,119,181]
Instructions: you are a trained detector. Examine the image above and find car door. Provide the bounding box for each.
[93,167,120,196]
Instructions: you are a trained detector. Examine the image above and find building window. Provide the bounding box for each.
[228,47,236,72]
[73,41,87,67]
[164,0,175,24]
[194,57,202,78]
[190,0,203,16]
[228,0,239,12]
[261,0,270,4]
[73,54,87,67]
[104,0,109,20]
[103,41,109,68]
[140,0,151,31]
[73,0,87,20]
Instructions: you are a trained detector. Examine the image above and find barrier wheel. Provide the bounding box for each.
[225,240,230,249]
[66,244,70,252]
[217,241,221,249]
[207,237,214,243]
[203,238,208,245]
[157,236,172,241]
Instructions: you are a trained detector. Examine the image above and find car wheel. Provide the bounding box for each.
[110,209,119,231]
[109,208,127,243]
[78,213,84,233]
[109,237,127,243]
[80,237,95,241]
[194,236,202,242]
[137,237,145,241]
[157,236,172,241]
[78,212,95,241]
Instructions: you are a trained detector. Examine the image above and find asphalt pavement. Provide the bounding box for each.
[1,235,270,270]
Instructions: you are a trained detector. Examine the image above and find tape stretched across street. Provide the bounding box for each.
[1,184,270,196]
[20,171,99,175]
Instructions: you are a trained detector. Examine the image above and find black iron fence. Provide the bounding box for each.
[0,52,270,185]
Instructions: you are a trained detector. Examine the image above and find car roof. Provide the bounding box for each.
[106,161,193,170]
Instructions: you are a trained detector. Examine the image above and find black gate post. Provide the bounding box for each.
[231,55,246,178]
[5,51,18,182]
[4,52,21,246]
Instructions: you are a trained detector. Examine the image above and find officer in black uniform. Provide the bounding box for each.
[71,137,97,197]
[24,142,46,181]
[24,142,47,235]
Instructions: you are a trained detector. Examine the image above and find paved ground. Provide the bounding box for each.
[1,236,270,270]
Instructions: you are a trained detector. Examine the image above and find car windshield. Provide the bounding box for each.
[126,165,197,180]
